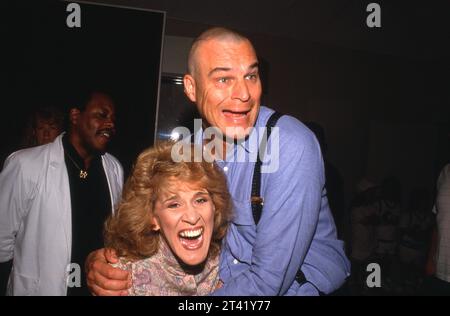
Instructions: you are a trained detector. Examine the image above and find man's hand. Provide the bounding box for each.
[216,280,224,290]
[85,248,131,296]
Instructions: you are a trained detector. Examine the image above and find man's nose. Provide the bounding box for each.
[231,79,250,102]
[104,117,115,129]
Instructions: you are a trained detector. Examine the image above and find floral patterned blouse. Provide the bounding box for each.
[112,240,219,296]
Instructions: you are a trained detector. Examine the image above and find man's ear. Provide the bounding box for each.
[183,74,197,103]
[69,108,81,126]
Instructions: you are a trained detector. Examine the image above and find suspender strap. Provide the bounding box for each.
[251,111,283,226]
[250,111,309,287]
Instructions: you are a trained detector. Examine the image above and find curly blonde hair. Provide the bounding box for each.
[104,141,232,262]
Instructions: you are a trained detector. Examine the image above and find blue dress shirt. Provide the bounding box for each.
[195,106,350,295]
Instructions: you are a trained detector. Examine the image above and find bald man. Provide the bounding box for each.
[86,27,350,296]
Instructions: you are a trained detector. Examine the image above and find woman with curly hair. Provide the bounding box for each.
[104,141,232,295]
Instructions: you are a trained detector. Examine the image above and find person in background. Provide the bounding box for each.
[373,176,401,291]
[422,164,450,295]
[22,106,64,147]
[349,179,379,295]
[398,188,434,294]
[0,90,123,295]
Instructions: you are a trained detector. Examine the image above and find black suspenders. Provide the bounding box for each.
[250,111,309,288]
[250,111,283,225]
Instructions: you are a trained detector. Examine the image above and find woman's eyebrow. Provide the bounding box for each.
[194,191,209,196]
[162,195,178,203]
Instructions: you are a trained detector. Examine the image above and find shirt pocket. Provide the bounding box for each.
[226,198,257,266]
[231,198,255,226]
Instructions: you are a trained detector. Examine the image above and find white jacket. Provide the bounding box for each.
[0,134,123,295]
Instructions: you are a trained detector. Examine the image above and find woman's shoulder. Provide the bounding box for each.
[112,256,159,272]
[111,256,162,296]
[110,257,132,270]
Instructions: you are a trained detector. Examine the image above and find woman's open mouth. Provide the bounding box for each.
[178,227,204,250]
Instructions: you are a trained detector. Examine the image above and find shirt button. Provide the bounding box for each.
[223,166,229,172]
[233,259,239,265]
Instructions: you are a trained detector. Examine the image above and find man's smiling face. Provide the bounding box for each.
[184,38,262,140]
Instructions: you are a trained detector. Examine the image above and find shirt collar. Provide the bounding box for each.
[62,134,85,168]
[62,134,101,169]
[193,107,263,158]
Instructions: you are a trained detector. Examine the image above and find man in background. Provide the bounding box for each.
[0,90,123,295]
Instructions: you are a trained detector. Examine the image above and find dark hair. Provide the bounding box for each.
[64,87,116,130]
[31,106,64,129]
[67,87,114,112]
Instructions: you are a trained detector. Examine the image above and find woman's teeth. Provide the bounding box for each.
[179,228,203,239]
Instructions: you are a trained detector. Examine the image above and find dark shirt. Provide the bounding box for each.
[62,135,111,296]
[0,260,12,296]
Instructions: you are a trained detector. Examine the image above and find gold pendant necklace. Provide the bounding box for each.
[79,170,88,179]
[65,152,88,179]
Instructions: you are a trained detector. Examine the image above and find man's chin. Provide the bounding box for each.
[98,147,108,155]
[203,124,252,142]
[94,139,111,155]
[91,144,108,155]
